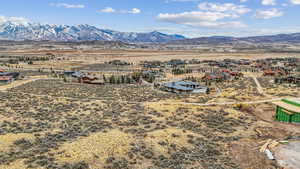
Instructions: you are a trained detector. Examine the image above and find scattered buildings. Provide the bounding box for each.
[273,98,300,123]
[63,71,104,84]
[275,75,300,85]
[141,61,163,69]
[263,69,288,76]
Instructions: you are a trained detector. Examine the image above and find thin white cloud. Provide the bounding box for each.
[100,7,116,13]
[290,0,300,5]
[250,27,300,35]
[165,0,200,2]
[157,11,246,28]
[254,8,283,19]
[261,0,276,6]
[198,2,251,14]
[186,21,247,28]
[158,11,237,22]
[158,2,249,29]
[127,8,141,14]
[50,3,85,9]
[100,8,141,14]
[0,16,29,25]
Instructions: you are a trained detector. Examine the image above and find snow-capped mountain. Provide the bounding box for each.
[0,21,186,43]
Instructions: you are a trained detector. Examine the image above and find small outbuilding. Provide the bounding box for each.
[273,98,300,123]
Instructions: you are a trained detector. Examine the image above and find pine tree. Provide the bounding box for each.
[121,75,125,84]
[103,74,107,83]
[110,75,116,84]
[116,77,121,84]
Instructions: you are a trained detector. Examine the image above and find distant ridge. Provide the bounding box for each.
[168,33,300,45]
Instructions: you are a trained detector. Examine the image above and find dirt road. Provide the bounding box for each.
[252,76,264,95]
[0,77,55,91]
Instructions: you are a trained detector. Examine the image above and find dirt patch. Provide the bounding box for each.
[230,139,277,169]
[274,140,300,169]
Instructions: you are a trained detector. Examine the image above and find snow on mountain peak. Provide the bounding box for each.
[0,21,186,42]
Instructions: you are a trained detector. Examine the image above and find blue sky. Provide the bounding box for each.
[0,0,300,37]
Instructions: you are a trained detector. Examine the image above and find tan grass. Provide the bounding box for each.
[145,128,198,155]
[0,133,35,152]
[53,129,133,169]
[0,160,28,169]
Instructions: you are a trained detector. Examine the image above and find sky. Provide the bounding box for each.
[0,0,300,37]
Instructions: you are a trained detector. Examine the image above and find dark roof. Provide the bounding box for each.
[64,71,76,74]
[64,71,82,78]
[164,82,194,91]
[163,81,206,91]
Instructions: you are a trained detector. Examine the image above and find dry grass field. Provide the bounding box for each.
[0,77,298,169]
[0,47,300,169]
[3,48,300,70]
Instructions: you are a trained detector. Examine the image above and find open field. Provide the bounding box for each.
[4,49,300,63]
[0,77,299,169]
[0,45,300,169]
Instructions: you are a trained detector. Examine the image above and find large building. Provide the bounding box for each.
[162,81,208,94]
[273,98,300,123]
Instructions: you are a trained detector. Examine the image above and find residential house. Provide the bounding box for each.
[0,76,13,84]
[162,81,208,94]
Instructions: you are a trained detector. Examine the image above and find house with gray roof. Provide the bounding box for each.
[162,81,208,93]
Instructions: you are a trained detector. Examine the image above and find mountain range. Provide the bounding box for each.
[0,21,185,43]
[1,21,300,44]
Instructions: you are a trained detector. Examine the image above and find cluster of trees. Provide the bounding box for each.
[107,60,132,66]
[103,74,137,84]
[19,56,55,62]
[141,72,156,83]
[172,68,193,75]
[1,55,56,65]
[184,76,199,82]
[102,72,156,84]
